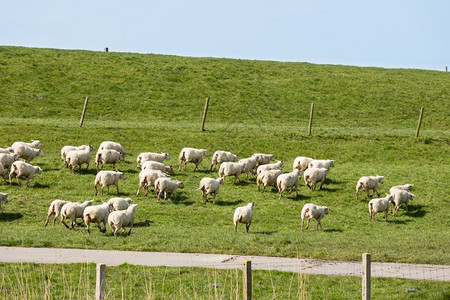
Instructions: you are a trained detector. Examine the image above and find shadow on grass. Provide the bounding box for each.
[252,230,278,235]
[406,205,426,218]
[387,219,410,225]
[215,199,244,206]
[323,228,343,233]
[281,193,310,201]
[0,212,23,221]
[33,183,51,189]
[134,219,153,228]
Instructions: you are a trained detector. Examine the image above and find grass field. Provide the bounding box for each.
[0,46,449,266]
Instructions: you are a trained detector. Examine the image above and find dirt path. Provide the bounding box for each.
[1,247,448,281]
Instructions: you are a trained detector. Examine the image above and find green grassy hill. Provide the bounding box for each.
[0,46,449,264]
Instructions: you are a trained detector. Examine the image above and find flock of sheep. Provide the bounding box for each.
[0,139,415,237]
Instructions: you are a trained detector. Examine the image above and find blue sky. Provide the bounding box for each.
[1,0,448,71]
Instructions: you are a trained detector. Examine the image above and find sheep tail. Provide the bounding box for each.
[178,150,186,162]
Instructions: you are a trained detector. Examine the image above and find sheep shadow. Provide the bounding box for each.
[282,193,310,201]
[214,199,244,206]
[318,186,339,192]
[323,228,343,233]
[386,219,410,225]
[0,212,23,221]
[33,183,51,189]
[134,219,153,228]
[252,230,278,235]
[405,205,426,218]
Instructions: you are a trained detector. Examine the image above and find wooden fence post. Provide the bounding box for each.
[79,96,89,127]
[362,253,371,300]
[96,263,106,300]
[415,107,424,138]
[104,47,109,52]
[308,102,314,136]
[201,97,210,131]
[243,260,252,300]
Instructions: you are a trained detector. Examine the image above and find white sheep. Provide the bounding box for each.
[154,177,184,202]
[252,153,275,166]
[238,157,258,179]
[256,169,283,193]
[391,190,415,216]
[218,162,246,183]
[389,184,414,195]
[61,145,93,167]
[12,145,44,163]
[94,171,127,195]
[11,140,42,149]
[178,147,207,171]
[44,199,69,227]
[60,200,93,230]
[356,175,384,201]
[141,161,174,175]
[210,150,238,171]
[301,203,329,231]
[136,169,169,196]
[98,141,126,159]
[0,192,8,213]
[292,156,313,171]
[368,195,394,222]
[198,177,224,204]
[0,163,6,181]
[95,149,124,171]
[0,153,19,171]
[277,169,301,199]
[9,161,42,186]
[233,202,254,232]
[108,204,139,238]
[0,147,14,154]
[107,197,133,211]
[304,167,329,190]
[256,161,284,175]
[66,146,96,172]
[83,202,114,234]
[308,159,335,170]
[137,152,171,168]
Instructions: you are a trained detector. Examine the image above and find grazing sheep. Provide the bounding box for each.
[233,202,254,232]
[198,177,224,204]
[293,156,313,171]
[178,147,207,171]
[0,192,8,213]
[218,162,246,183]
[252,153,275,166]
[0,153,19,171]
[83,202,114,234]
[308,159,335,170]
[0,163,6,181]
[256,169,283,193]
[95,149,124,171]
[137,152,171,168]
[136,169,169,196]
[61,145,93,167]
[304,167,329,190]
[98,141,126,159]
[368,195,394,222]
[356,175,384,201]
[277,169,301,199]
[108,204,138,238]
[12,145,43,163]
[154,177,184,202]
[301,203,329,231]
[9,161,42,186]
[60,200,93,230]
[389,184,414,195]
[391,190,415,216]
[141,161,174,175]
[210,150,238,171]
[94,171,127,195]
[0,147,14,154]
[44,199,69,227]
[107,197,133,211]
[66,146,96,172]
[11,140,42,149]
[238,157,258,179]
[256,161,284,175]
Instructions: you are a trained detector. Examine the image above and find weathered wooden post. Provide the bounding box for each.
[243,260,252,300]
[201,97,210,131]
[104,47,109,53]
[79,96,89,127]
[95,263,106,300]
[362,253,371,300]
[415,107,424,138]
[308,102,314,136]
[446,66,448,72]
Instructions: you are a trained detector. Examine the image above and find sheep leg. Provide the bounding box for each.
[317,219,323,231]
[136,185,142,197]
[26,177,31,187]
[319,181,324,190]
[16,175,22,186]
[194,163,199,171]
[301,219,304,231]
[184,162,187,171]
[94,184,98,196]
[61,217,70,229]
[178,160,182,171]
[246,223,251,233]
[157,190,162,202]
[164,191,168,201]
[127,226,133,236]
[384,210,388,222]
[85,162,89,171]
[112,163,116,171]
[116,184,120,195]
[305,218,311,229]
[405,203,408,212]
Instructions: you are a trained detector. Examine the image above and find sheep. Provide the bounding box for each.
[95,149,124,171]
[238,157,258,179]
[210,150,238,171]
[368,195,394,222]
[301,203,329,231]
[94,171,127,196]
[308,159,335,170]
[0,192,8,213]
[107,197,133,211]
[389,184,414,195]
[141,161,174,175]
[277,169,301,199]
[303,167,329,190]
[61,145,93,167]
[0,163,6,181]
[293,156,313,171]
[136,169,169,196]
[137,152,171,168]
[178,147,207,171]
[44,199,69,227]
[60,200,93,230]
[66,145,96,172]
[108,204,138,238]
[83,202,114,234]
[154,177,184,202]
[391,190,415,216]
[0,153,19,171]
[9,161,42,186]
[252,153,275,166]
[218,162,246,183]
[356,175,384,201]
[197,177,224,204]
[12,145,43,163]
[257,169,283,193]
[11,140,42,149]
[0,147,14,154]
[98,141,126,159]
[256,161,284,175]
[233,202,254,232]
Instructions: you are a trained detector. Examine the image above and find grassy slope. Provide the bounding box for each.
[0,46,449,265]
